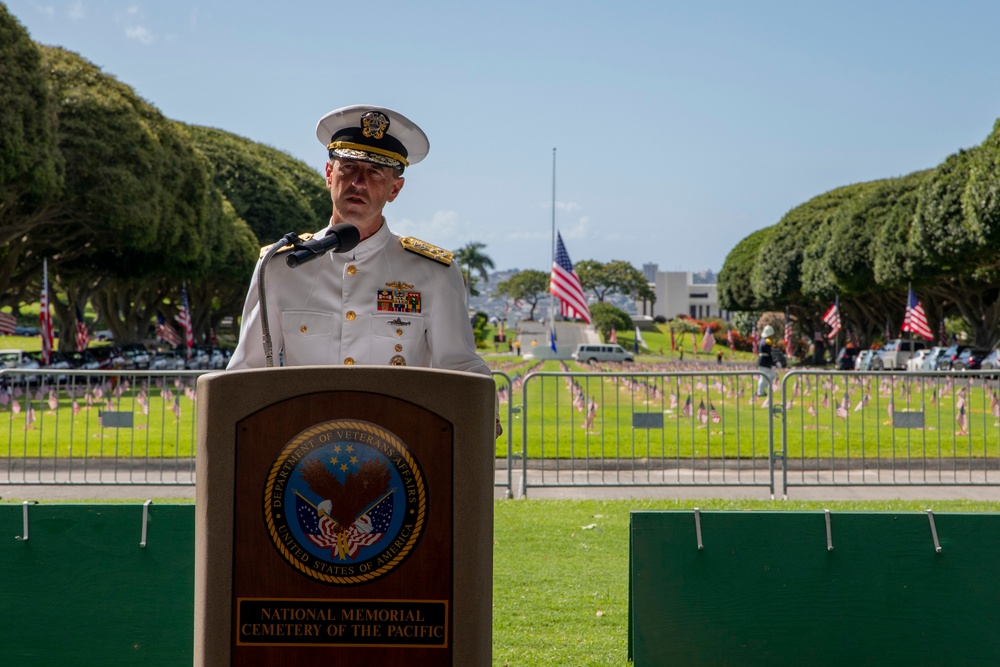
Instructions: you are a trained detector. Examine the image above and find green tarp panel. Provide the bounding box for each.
[630,511,1000,666]
[0,503,195,666]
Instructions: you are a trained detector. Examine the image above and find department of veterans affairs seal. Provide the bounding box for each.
[263,419,427,585]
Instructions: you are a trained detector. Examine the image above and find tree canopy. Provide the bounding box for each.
[494,270,549,321]
[718,117,1000,347]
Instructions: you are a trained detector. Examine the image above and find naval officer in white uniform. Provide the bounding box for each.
[228,105,495,428]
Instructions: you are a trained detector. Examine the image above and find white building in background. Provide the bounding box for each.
[638,264,731,322]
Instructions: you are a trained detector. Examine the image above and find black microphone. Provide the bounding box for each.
[285,223,362,268]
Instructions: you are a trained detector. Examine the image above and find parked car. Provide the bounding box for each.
[65,350,101,370]
[150,349,187,371]
[953,348,991,371]
[89,346,126,371]
[905,349,930,372]
[118,343,152,369]
[46,351,73,382]
[923,346,949,370]
[855,350,873,370]
[13,325,39,336]
[879,339,928,370]
[571,344,634,363]
[938,344,968,371]
[867,349,886,371]
[0,349,41,385]
[836,347,861,370]
[981,349,1000,370]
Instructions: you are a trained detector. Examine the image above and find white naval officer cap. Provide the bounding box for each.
[316,105,429,173]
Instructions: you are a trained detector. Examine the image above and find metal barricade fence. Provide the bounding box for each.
[7,365,997,498]
[0,367,519,495]
[779,369,1000,496]
[516,369,776,497]
[1,368,204,485]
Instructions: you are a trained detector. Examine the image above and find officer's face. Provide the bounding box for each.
[326,159,404,233]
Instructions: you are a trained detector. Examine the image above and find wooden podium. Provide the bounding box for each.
[193,366,496,666]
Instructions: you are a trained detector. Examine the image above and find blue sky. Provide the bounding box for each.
[8,1,1000,274]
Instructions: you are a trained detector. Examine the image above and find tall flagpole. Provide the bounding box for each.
[549,147,556,325]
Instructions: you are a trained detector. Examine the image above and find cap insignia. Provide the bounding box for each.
[361,111,389,140]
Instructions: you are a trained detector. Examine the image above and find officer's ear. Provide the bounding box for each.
[386,176,405,203]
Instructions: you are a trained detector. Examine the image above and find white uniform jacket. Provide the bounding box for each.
[227,222,490,379]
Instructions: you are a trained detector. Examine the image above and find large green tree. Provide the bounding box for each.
[38,46,246,345]
[0,6,64,307]
[494,270,549,320]
[186,124,329,245]
[453,241,495,298]
[575,259,654,304]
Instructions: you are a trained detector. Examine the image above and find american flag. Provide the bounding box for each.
[0,312,15,336]
[297,492,393,560]
[784,309,795,356]
[75,305,90,352]
[39,258,53,364]
[609,328,617,344]
[177,285,194,358]
[938,318,948,345]
[669,327,676,351]
[822,300,841,339]
[682,395,693,418]
[751,324,759,355]
[550,232,591,323]
[727,328,735,352]
[700,325,715,353]
[709,403,722,424]
[156,315,181,347]
[901,287,934,340]
[697,400,708,424]
[835,394,849,420]
[956,404,968,435]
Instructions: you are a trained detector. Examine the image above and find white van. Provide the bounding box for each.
[571,344,634,363]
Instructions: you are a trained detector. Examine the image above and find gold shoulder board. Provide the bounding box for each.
[400,236,453,266]
[259,233,315,259]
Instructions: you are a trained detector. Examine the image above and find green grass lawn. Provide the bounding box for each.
[492,497,1000,667]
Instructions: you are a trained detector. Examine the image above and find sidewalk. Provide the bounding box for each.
[4,468,1000,503]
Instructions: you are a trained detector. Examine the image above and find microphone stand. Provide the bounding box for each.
[257,232,308,368]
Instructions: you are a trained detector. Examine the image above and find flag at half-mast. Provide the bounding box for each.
[39,258,54,364]
[901,287,934,340]
[550,232,591,323]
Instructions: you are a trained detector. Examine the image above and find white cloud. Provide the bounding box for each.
[392,210,463,243]
[125,25,154,44]
[540,200,582,213]
[67,1,84,19]
[559,216,591,240]
[30,2,55,17]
